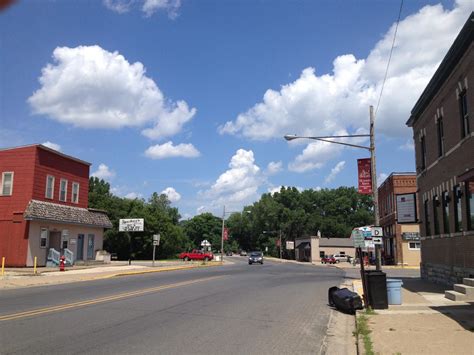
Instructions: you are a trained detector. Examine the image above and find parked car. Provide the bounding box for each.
[240,250,247,256]
[332,254,348,263]
[248,251,263,265]
[225,251,233,256]
[179,250,214,261]
[321,255,337,264]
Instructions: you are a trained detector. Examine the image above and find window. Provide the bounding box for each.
[442,191,450,234]
[40,228,48,248]
[408,242,421,250]
[1,172,13,196]
[467,182,474,231]
[459,90,470,138]
[424,199,431,236]
[59,179,68,202]
[420,136,427,170]
[433,195,440,235]
[339,251,345,255]
[454,185,463,232]
[72,182,79,203]
[45,175,55,199]
[437,117,445,157]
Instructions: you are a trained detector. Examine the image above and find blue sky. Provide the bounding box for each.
[1,0,472,218]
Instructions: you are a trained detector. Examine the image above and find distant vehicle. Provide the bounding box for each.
[332,254,348,262]
[248,251,263,265]
[179,250,214,261]
[226,251,233,256]
[240,250,247,256]
[110,253,118,261]
[321,255,337,264]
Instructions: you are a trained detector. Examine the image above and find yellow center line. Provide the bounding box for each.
[0,276,222,322]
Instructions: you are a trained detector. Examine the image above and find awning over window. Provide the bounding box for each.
[24,200,113,228]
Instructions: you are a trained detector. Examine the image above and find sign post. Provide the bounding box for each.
[119,219,145,265]
[152,234,160,267]
[352,229,369,307]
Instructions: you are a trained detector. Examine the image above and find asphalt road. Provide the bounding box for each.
[0,257,345,355]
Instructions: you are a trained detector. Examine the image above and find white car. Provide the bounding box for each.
[332,254,348,262]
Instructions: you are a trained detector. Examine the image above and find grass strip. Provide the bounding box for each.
[354,313,375,355]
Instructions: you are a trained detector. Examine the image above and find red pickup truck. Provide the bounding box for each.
[179,250,214,261]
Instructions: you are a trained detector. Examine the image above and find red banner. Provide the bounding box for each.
[276,239,281,247]
[357,158,372,195]
[223,227,229,241]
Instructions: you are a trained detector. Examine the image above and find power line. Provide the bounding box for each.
[375,0,404,116]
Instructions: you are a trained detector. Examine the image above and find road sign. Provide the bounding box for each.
[371,227,383,237]
[286,241,294,250]
[153,234,160,243]
[352,229,365,248]
[364,239,375,249]
[153,240,159,246]
[119,218,144,232]
[372,237,382,245]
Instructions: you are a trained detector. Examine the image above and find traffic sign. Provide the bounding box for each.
[371,226,383,237]
[153,234,160,243]
[153,240,159,246]
[352,229,365,248]
[372,237,382,245]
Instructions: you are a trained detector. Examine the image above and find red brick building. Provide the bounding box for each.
[378,173,420,266]
[407,13,473,286]
[0,144,112,267]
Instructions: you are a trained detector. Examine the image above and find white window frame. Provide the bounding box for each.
[40,228,49,249]
[1,171,14,196]
[45,175,55,199]
[71,182,79,204]
[408,242,421,250]
[59,179,68,202]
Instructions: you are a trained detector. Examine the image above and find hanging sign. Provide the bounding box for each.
[223,228,229,241]
[119,219,144,232]
[357,158,372,194]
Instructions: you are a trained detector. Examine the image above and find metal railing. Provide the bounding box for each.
[47,248,60,265]
[64,248,74,265]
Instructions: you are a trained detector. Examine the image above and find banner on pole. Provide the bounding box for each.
[223,228,229,241]
[357,158,372,194]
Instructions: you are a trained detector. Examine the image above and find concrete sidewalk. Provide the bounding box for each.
[353,278,474,354]
[0,261,223,289]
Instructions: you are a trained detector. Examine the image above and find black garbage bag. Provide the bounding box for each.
[328,286,363,314]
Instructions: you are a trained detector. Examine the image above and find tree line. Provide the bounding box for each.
[89,178,373,260]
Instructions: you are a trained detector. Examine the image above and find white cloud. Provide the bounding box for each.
[378,173,389,187]
[268,185,303,195]
[103,0,133,13]
[266,161,283,175]
[399,139,414,151]
[161,187,181,202]
[42,141,61,152]
[124,192,142,199]
[220,1,471,168]
[103,0,181,18]
[325,161,346,184]
[144,141,200,159]
[91,163,116,181]
[28,45,195,139]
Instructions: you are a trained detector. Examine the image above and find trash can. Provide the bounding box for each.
[364,270,388,309]
[386,279,403,305]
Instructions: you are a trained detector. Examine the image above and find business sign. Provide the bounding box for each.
[357,158,372,195]
[286,241,295,250]
[352,229,365,248]
[371,227,383,237]
[119,218,144,232]
[396,193,417,223]
[402,232,420,241]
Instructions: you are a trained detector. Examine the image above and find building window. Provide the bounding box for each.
[454,185,463,232]
[459,90,470,138]
[408,242,421,250]
[467,182,474,231]
[40,228,48,248]
[433,195,440,235]
[442,191,450,234]
[72,182,79,203]
[420,136,427,171]
[59,179,68,202]
[437,117,445,157]
[424,199,431,236]
[45,175,55,199]
[1,172,13,196]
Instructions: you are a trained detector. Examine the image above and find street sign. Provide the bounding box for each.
[286,241,294,250]
[352,229,365,248]
[153,240,159,246]
[371,227,383,237]
[153,234,160,242]
[119,218,144,232]
[364,239,375,249]
[372,237,382,245]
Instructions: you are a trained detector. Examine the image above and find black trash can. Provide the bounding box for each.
[364,270,388,309]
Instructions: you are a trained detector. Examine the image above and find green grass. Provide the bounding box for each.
[354,314,375,355]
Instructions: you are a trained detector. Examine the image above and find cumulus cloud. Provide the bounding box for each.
[325,161,346,184]
[161,187,181,202]
[378,173,389,186]
[28,45,195,139]
[91,163,116,181]
[220,1,471,170]
[399,140,414,151]
[266,161,283,175]
[42,141,61,152]
[144,141,200,159]
[124,192,142,199]
[103,0,181,18]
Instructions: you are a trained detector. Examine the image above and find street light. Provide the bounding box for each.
[263,230,282,259]
[284,105,381,271]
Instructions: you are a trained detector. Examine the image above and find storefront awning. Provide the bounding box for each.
[24,200,113,228]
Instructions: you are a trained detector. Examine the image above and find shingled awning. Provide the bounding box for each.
[24,200,113,228]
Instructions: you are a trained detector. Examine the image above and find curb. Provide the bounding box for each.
[112,263,222,277]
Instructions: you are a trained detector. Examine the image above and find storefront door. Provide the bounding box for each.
[87,234,95,260]
[77,234,84,260]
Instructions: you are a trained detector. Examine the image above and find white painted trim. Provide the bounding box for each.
[0,171,14,196]
[45,175,55,199]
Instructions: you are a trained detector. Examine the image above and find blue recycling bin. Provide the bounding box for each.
[386,279,403,305]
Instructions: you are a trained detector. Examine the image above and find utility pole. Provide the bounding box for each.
[279,229,282,259]
[221,205,225,263]
[370,105,382,271]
